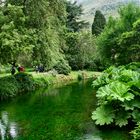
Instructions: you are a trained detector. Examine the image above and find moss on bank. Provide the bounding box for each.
[0,71,100,100]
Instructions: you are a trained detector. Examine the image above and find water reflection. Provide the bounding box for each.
[0,111,18,140]
[82,134,103,140]
[0,80,129,140]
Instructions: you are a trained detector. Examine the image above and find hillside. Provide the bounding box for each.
[75,0,140,24]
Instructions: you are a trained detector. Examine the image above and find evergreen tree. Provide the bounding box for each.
[92,10,106,36]
[66,1,88,32]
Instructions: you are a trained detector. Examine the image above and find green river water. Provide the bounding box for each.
[0,80,130,140]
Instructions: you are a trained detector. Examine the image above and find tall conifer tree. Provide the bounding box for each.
[92,10,106,36]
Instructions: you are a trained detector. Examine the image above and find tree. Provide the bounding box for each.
[3,0,68,69]
[66,1,88,32]
[0,4,33,65]
[92,10,106,36]
[118,19,140,64]
[65,31,96,70]
[97,3,140,66]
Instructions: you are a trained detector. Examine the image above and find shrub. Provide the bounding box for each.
[0,76,19,100]
[14,72,35,91]
[54,60,71,75]
[131,123,140,140]
[77,73,83,81]
[125,62,140,72]
[0,65,11,74]
[33,77,49,87]
[0,72,51,100]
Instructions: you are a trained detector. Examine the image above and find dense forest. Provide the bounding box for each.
[0,0,140,139]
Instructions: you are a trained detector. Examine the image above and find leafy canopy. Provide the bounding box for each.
[97,3,140,66]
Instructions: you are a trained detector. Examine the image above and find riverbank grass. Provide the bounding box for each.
[0,71,100,100]
[32,71,100,86]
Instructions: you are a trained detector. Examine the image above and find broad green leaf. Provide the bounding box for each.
[126,62,140,71]
[96,81,134,102]
[92,63,140,128]
[132,109,140,122]
[119,70,140,82]
[115,110,131,127]
[92,105,115,125]
[122,101,135,110]
[92,73,110,88]
[131,122,140,140]
[122,97,140,111]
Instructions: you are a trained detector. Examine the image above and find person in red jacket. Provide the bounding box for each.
[20,66,25,72]
[17,65,25,72]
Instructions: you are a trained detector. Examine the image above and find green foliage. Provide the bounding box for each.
[92,62,140,127]
[115,109,131,127]
[117,19,140,64]
[131,123,140,140]
[0,65,11,74]
[14,72,34,91]
[65,31,96,70]
[92,73,110,89]
[66,1,88,32]
[92,105,115,125]
[33,77,49,88]
[64,1,95,71]
[0,4,33,65]
[22,0,68,68]
[97,81,134,102]
[0,72,51,100]
[0,72,54,100]
[0,0,93,71]
[97,3,140,66]
[0,76,19,100]
[0,0,69,69]
[77,73,83,81]
[92,10,106,36]
[125,62,140,71]
[53,60,71,75]
[93,63,140,89]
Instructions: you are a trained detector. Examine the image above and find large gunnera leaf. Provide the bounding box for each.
[92,73,110,89]
[92,105,115,125]
[119,70,140,83]
[96,81,134,102]
[115,110,131,127]
[122,97,140,111]
[132,109,140,122]
[131,123,140,140]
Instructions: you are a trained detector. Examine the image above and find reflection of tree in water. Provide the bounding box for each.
[0,111,18,140]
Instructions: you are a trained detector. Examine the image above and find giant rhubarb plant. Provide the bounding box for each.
[92,62,140,127]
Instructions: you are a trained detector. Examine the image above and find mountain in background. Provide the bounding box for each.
[74,0,140,24]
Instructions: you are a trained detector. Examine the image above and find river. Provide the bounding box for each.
[0,80,130,140]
